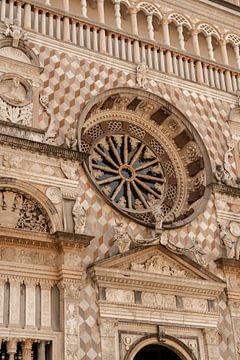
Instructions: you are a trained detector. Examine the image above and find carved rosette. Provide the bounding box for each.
[79,89,210,228]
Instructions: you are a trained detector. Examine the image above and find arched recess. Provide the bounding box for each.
[225,33,240,68]
[0,178,63,233]
[167,12,192,51]
[78,87,212,229]
[0,38,40,66]
[125,335,197,360]
[120,2,132,33]
[104,0,116,28]
[196,22,220,61]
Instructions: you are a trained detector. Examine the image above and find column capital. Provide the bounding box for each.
[128,7,138,14]
[7,338,17,353]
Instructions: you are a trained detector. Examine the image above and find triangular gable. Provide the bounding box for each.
[90,245,222,283]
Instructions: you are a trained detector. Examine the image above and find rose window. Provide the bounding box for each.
[79,89,211,228]
[90,134,166,211]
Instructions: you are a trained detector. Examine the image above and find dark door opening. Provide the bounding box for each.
[133,344,182,360]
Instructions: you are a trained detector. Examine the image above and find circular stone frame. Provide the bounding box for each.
[78,88,212,229]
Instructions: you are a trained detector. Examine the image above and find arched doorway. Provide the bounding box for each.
[126,336,195,360]
[133,344,181,360]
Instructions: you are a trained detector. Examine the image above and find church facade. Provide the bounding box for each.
[0,0,239,358]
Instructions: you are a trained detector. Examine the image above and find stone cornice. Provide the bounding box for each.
[0,54,42,78]
[0,132,88,162]
[0,227,93,250]
[215,257,240,273]
[212,183,240,197]
[88,266,225,300]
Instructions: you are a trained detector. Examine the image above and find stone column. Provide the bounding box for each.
[220,39,229,65]
[130,8,138,35]
[41,283,52,329]
[23,3,32,29]
[114,0,121,29]
[25,281,36,328]
[162,18,170,46]
[22,339,33,360]
[206,35,215,61]
[98,0,106,53]
[177,24,185,50]
[0,280,5,324]
[81,0,87,17]
[7,339,17,360]
[234,45,240,69]
[39,341,46,360]
[192,29,200,56]
[98,0,105,23]
[147,14,154,41]
[9,280,20,327]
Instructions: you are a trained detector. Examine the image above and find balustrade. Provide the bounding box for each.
[0,0,238,93]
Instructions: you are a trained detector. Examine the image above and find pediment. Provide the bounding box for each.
[88,245,225,299]
[91,245,220,281]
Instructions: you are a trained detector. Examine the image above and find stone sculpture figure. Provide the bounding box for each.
[72,196,86,234]
[136,62,148,88]
[4,19,26,47]
[219,224,237,259]
[113,221,132,253]
[150,199,164,234]
[215,140,234,186]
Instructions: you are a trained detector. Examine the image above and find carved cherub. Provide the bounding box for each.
[66,128,78,150]
[136,62,148,88]
[4,18,27,47]
[113,220,132,254]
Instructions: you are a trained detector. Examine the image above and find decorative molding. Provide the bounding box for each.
[0,132,88,162]
[0,227,93,250]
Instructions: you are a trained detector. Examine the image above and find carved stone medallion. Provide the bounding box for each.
[0,74,32,107]
[230,221,240,237]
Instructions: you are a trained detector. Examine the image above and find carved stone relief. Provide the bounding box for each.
[0,74,33,126]
[106,289,134,304]
[130,254,188,277]
[136,62,148,88]
[3,19,27,48]
[0,189,50,232]
[45,187,62,205]
[219,223,240,260]
[0,247,57,266]
[65,303,80,360]
[182,298,208,312]
[60,160,80,181]
[141,292,176,308]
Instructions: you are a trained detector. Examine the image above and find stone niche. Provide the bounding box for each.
[0,31,48,134]
[88,246,225,360]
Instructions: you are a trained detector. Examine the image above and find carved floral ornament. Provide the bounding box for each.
[79,89,211,228]
[0,188,51,233]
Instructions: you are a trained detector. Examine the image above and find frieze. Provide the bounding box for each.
[0,246,57,266]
